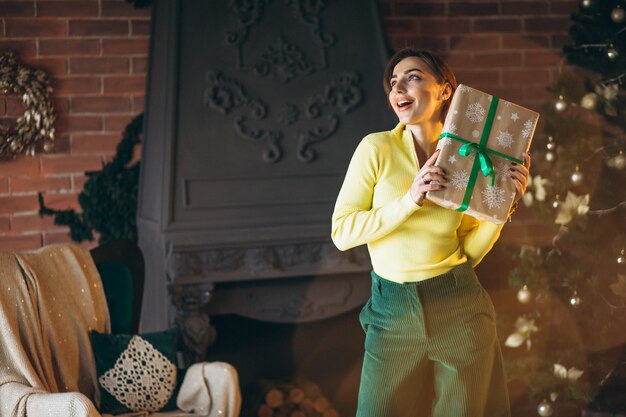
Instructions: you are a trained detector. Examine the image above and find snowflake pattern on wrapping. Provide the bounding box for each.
[99,335,177,412]
[465,102,486,123]
[482,185,507,209]
[443,121,458,135]
[496,130,514,149]
[495,162,511,184]
[457,85,470,94]
[521,119,534,139]
[451,170,470,191]
[439,136,453,147]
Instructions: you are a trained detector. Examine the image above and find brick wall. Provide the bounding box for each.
[0,0,149,251]
[0,0,579,252]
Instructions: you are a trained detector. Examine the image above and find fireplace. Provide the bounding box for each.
[137,1,393,414]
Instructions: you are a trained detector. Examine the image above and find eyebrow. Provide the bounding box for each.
[390,68,425,79]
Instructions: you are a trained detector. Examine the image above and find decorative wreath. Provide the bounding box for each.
[0,51,56,159]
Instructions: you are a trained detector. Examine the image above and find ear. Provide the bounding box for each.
[439,83,452,101]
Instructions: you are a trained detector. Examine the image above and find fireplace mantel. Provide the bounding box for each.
[137,0,394,360]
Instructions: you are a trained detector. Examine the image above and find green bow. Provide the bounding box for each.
[458,142,496,186]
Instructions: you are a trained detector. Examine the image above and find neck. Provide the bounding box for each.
[405,120,443,157]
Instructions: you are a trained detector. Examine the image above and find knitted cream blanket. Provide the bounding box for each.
[0,243,110,416]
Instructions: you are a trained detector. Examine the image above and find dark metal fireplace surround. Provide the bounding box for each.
[138,1,394,415]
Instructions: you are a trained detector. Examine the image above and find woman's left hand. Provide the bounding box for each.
[510,152,531,203]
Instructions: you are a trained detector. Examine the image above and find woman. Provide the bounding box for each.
[331,49,529,417]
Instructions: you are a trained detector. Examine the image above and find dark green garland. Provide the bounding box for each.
[38,114,143,244]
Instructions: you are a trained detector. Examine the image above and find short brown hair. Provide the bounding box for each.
[383,49,458,121]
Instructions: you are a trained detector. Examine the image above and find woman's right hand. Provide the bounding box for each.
[409,149,448,206]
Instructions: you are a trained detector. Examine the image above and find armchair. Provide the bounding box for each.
[0,242,241,417]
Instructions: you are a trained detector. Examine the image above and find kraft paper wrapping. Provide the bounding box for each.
[427,84,539,224]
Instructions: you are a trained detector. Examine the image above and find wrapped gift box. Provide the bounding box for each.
[427,84,539,224]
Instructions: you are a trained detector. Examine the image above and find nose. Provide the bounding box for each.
[393,79,407,94]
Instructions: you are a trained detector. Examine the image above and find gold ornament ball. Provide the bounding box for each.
[537,400,554,417]
[569,292,581,307]
[43,141,54,153]
[555,98,567,112]
[611,7,625,23]
[581,0,592,7]
[617,255,625,265]
[545,151,555,162]
[571,170,583,186]
[517,285,532,304]
[580,92,599,110]
[613,153,626,170]
[546,141,556,151]
[552,199,560,209]
[607,48,619,61]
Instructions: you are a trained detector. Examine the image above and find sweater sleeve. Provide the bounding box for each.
[457,214,505,267]
[331,138,420,251]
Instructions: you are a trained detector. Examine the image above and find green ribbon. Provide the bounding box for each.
[438,96,524,212]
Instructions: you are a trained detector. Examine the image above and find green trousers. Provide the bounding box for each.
[357,262,511,417]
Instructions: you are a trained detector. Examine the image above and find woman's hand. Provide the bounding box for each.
[510,152,531,203]
[410,149,448,206]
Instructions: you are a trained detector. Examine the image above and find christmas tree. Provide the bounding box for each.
[502,1,626,416]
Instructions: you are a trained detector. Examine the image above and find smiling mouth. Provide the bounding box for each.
[396,100,414,111]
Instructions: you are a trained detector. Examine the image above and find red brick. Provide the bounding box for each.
[69,20,129,37]
[39,39,100,56]
[450,34,500,51]
[131,19,151,36]
[0,99,5,115]
[474,51,523,67]
[0,217,9,233]
[0,177,8,194]
[383,18,417,35]
[5,96,24,117]
[502,68,551,84]
[454,69,501,86]
[71,133,120,154]
[104,115,135,132]
[72,174,88,191]
[55,115,102,132]
[72,96,131,113]
[502,35,550,49]
[10,176,71,193]
[22,57,68,77]
[421,18,471,35]
[525,17,571,33]
[0,234,42,252]
[502,2,549,15]
[102,38,149,55]
[524,85,552,102]
[41,192,81,211]
[132,95,145,113]
[53,97,70,114]
[525,51,562,67]
[131,56,147,73]
[0,195,39,215]
[552,34,573,49]
[103,76,145,94]
[474,18,523,33]
[54,77,101,95]
[11,214,67,233]
[0,2,35,17]
[0,157,40,176]
[70,57,129,75]
[40,155,103,175]
[487,86,525,102]
[449,2,499,16]
[5,19,67,37]
[444,52,474,69]
[550,1,579,15]
[38,1,99,17]
[0,40,37,56]
[390,36,448,53]
[394,2,445,16]
[102,1,151,17]
[51,133,71,154]
[43,231,76,246]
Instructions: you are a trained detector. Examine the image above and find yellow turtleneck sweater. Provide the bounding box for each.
[331,124,505,283]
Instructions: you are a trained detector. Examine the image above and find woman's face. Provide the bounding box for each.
[388,56,446,126]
